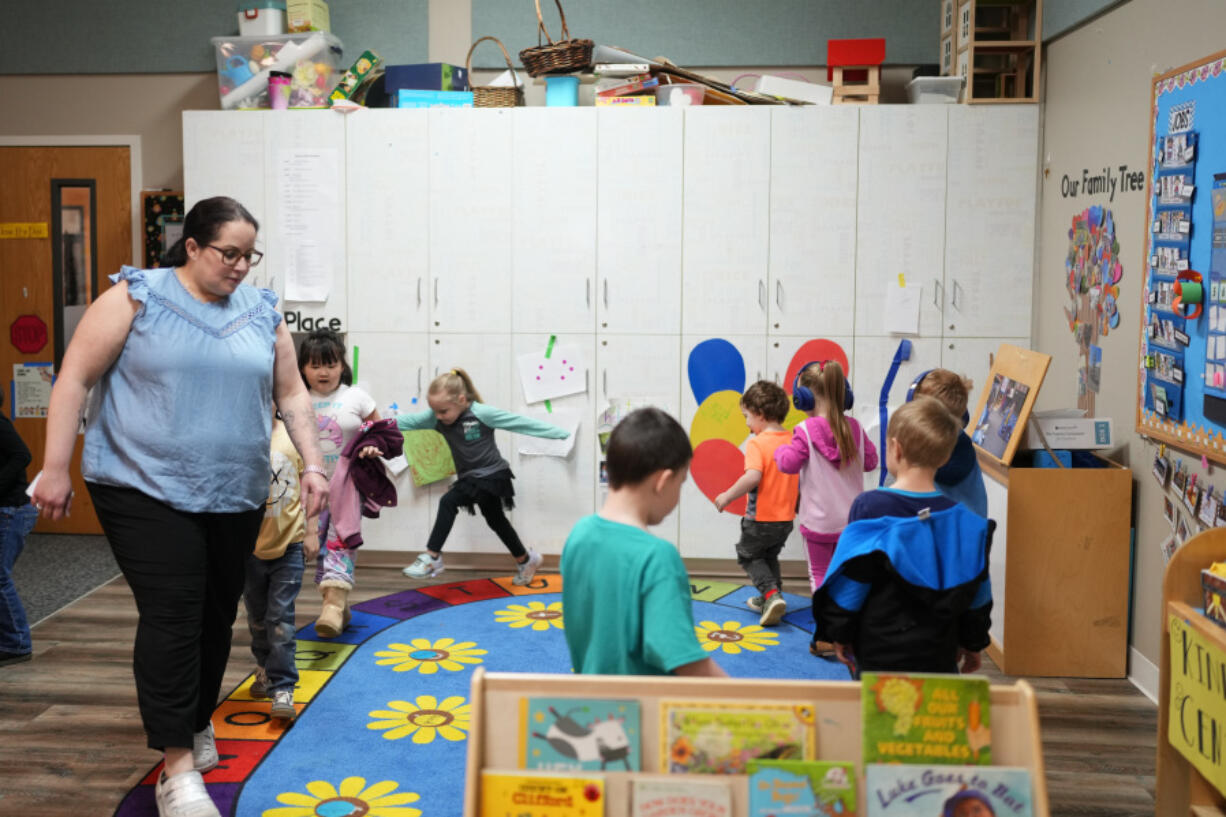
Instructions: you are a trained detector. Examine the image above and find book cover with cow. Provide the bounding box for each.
[520,697,642,772]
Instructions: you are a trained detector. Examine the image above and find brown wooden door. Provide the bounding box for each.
[0,146,132,534]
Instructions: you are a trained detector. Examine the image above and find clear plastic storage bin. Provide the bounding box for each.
[906,76,964,104]
[212,32,343,109]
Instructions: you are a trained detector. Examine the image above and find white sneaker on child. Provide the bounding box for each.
[192,722,218,774]
[512,549,544,586]
[155,769,220,817]
[403,552,444,579]
[270,689,296,721]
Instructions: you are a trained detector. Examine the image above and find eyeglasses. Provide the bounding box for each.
[206,244,264,267]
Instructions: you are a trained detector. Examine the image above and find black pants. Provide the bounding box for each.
[735,518,793,597]
[426,482,526,559]
[88,483,263,751]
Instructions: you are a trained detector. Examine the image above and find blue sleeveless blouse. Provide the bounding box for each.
[82,267,282,512]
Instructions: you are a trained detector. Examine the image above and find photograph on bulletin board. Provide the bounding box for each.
[969,343,1051,467]
[1137,48,1226,464]
[140,191,184,269]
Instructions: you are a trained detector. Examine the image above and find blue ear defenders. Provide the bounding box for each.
[792,361,854,412]
[907,369,971,424]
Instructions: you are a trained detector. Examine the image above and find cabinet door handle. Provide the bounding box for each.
[952,280,963,311]
[417,366,422,395]
[932,279,944,309]
[758,279,766,310]
[585,368,590,393]
[603,278,609,309]
[416,277,422,308]
[586,278,591,309]
[776,279,783,309]
[434,277,439,308]
[602,368,608,397]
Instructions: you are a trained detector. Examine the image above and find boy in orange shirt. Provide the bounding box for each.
[715,381,800,626]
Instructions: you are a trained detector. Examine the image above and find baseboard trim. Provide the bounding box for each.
[1128,646,1159,704]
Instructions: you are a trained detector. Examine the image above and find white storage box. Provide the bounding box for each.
[212,31,343,109]
[1022,411,1115,450]
[907,76,964,103]
[237,1,286,37]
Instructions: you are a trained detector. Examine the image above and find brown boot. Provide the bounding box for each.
[316,585,349,638]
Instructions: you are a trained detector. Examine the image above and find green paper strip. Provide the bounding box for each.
[352,345,360,383]
[545,334,557,358]
[544,399,553,413]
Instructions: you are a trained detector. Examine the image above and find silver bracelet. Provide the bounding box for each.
[304,464,327,479]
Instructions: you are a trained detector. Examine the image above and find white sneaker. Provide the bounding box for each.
[191,723,218,774]
[155,769,220,817]
[403,552,444,579]
[512,549,544,586]
[271,688,296,721]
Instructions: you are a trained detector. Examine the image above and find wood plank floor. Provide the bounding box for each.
[0,566,1157,816]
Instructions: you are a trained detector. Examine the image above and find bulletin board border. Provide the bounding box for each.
[1136,48,1226,464]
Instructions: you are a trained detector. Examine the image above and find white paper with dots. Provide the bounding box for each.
[516,346,588,404]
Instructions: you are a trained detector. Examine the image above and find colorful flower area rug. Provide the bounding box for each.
[113,573,848,817]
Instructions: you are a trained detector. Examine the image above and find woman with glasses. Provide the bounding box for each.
[32,195,328,817]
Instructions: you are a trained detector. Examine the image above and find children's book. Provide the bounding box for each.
[481,770,605,817]
[861,673,991,766]
[632,778,733,817]
[520,698,641,771]
[865,764,1032,816]
[660,700,817,774]
[747,759,857,817]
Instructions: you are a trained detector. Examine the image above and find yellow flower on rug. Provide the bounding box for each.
[373,638,487,674]
[367,695,471,743]
[694,620,779,654]
[263,776,421,817]
[493,600,564,631]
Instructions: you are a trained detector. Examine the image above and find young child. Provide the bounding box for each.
[0,390,37,667]
[299,329,379,637]
[910,369,988,517]
[813,397,994,676]
[561,408,726,677]
[244,412,311,721]
[398,368,570,584]
[713,381,798,626]
[774,361,877,592]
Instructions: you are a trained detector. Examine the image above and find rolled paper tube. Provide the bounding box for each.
[1176,280,1204,304]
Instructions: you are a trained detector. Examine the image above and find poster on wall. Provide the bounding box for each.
[1136,48,1226,464]
[1064,206,1123,414]
[12,363,53,418]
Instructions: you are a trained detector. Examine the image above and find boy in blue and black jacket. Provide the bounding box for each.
[814,396,994,676]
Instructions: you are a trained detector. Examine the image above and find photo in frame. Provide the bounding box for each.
[1165,496,1177,527]
[1200,488,1219,528]
[1153,449,1171,488]
[1177,513,1191,545]
[969,344,1052,466]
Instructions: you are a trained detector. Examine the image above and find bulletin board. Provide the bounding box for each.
[1137,48,1226,464]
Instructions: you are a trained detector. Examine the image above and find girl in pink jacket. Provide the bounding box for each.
[774,361,878,593]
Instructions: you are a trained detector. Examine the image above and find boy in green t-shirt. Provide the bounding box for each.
[561,408,727,677]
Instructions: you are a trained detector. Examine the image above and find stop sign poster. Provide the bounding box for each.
[10,315,47,354]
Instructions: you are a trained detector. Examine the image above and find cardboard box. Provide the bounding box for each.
[397,89,473,108]
[287,0,329,32]
[594,95,656,106]
[1022,411,1114,450]
[384,62,469,92]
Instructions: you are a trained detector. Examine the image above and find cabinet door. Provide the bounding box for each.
[856,107,948,337]
[595,334,683,542]
[769,107,859,337]
[509,332,596,552]
[852,336,943,487]
[944,106,1039,338]
[941,337,1023,412]
[678,334,766,558]
[426,332,516,554]
[682,108,771,335]
[346,111,430,333]
[512,110,597,333]
[597,108,683,335]
[346,331,431,552]
[264,110,347,328]
[183,111,266,238]
[429,109,513,333]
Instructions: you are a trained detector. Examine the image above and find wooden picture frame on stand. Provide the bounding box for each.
[969,343,1052,466]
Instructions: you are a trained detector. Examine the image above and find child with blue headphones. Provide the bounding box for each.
[774,361,878,613]
[907,369,987,518]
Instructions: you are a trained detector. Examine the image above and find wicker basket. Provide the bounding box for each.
[466,36,524,108]
[518,0,593,77]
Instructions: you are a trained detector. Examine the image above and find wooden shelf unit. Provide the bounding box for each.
[462,669,1052,816]
[941,0,1042,103]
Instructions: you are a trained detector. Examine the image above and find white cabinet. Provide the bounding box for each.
[856,107,948,338]
[511,110,598,333]
[509,333,597,552]
[346,112,430,333]
[944,106,1039,338]
[942,337,1024,402]
[264,111,347,327]
[429,109,514,333]
[347,331,431,553]
[682,108,772,335]
[769,107,859,337]
[597,108,684,335]
[183,112,266,250]
[427,332,516,554]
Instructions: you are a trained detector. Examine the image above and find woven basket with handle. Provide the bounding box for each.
[466,36,524,108]
[518,0,593,77]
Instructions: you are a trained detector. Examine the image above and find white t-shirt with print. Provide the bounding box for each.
[310,384,377,477]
